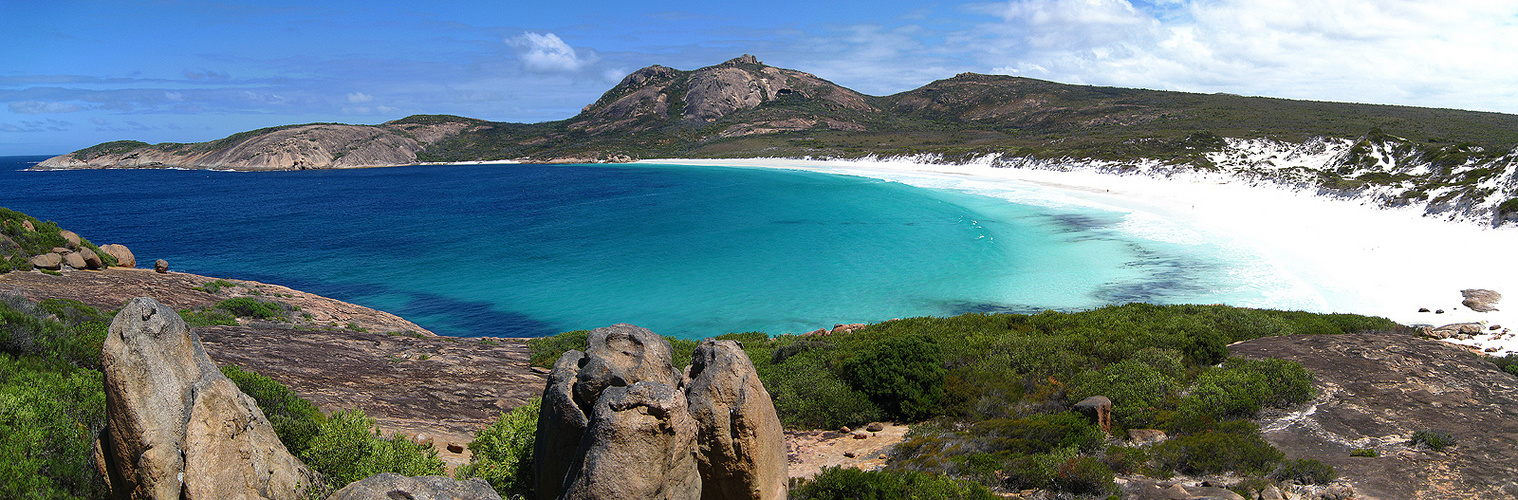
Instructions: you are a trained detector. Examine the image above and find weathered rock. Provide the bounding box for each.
[537,324,688,500]
[534,350,590,500]
[686,339,787,500]
[62,251,87,269]
[1462,289,1502,312]
[100,244,136,268]
[29,253,62,270]
[830,323,866,335]
[864,422,885,433]
[0,234,17,257]
[155,259,169,273]
[78,247,104,269]
[1233,332,1518,499]
[560,381,701,500]
[21,219,34,231]
[59,229,80,249]
[99,297,317,500]
[327,473,501,500]
[1127,429,1167,445]
[1073,395,1113,433]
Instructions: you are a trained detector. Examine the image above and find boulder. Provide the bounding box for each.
[63,251,87,269]
[1462,289,1502,312]
[99,297,318,500]
[1073,395,1113,433]
[560,381,701,500]
[29,253,62,270]
[59,229,80,249]
[21,220,34,231]
[535,350,589,500]
[155,259,169,273]
[0,234,18,256]
[1127,428,1167,445]
[535,324,687,500]
[829,323,866,335]
[327,473,501,500]
[79,248,104,269]
[100,244,137,268]
[685,339,787,500]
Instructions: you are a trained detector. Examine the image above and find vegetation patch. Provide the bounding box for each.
[457,397,541,497]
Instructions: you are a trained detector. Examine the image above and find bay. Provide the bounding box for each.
[0,155,1275,338]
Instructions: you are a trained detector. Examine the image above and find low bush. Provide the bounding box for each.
[1153,427,1283,476]
[789,466,997,500]
[215,297,290,320]
[457,398,541,497]
[0,353,109,499]
[179,308,237,327]
[1270,458,1336,485]
[220,365,326,456]
[1053,456,1115,495]
[301,409,446,490]
[841,334,946,422]
[1410,430,1456,451]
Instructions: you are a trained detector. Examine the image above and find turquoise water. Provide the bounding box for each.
[0,156,1276,338]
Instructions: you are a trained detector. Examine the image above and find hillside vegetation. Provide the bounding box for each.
[528,303,1401,496]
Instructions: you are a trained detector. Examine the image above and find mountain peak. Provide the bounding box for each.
[721,54,762,67]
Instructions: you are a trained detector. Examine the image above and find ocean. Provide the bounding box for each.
[0,155,1287,338]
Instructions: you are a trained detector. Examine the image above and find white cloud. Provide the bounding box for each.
[508,32,597,73]
[8,100,85,114]
[973,0,1518,113]
[347,92,374,103]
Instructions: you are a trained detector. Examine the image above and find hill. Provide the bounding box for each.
[34,55,1518,226]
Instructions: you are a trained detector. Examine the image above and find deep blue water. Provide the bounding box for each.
[0,156,1278,338]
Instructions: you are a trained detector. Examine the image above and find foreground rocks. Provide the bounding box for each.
[536,325,787,500]
[1232,331,1518,499]
[328,473,501,500]
[99,297,319,499]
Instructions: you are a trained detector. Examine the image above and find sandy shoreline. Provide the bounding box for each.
[639,157,1518,356]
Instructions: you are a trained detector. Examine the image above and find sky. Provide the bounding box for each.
[4,0,1518,155]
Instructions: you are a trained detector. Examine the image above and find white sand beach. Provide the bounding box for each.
[641,157,1518,357]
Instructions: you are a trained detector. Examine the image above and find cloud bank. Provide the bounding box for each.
[509,32,598,73]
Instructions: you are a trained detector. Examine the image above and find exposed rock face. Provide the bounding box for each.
[1232,332,1518,499]
[100,244,136,268]
[560,382,702,500]
[1073,395,1113,434]
[327,473,501,500]
[99,296,317,500]
[1461,289,1501,312]
[686,339,787,500]
[535,324,690,500]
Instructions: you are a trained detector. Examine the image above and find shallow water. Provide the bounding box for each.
[0,156,1284,338]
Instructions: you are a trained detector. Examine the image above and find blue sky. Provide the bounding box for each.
[4,0,1517,155]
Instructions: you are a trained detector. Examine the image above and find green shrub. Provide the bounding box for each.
[0,295,108,370]
[220,365,326,456]
[763,347,884,429]
[1153,428,1283,475]
[1270,458,1336,485]
[1349,448,1378,457]
[1410,430,1456,451]
[1002,447,1078,491]
[457,398,541,496]
[0,353,109,499]
[215,297,290,320]
[1053,456,1115,495]
[194,279,237,294]
[790,466,997,500]
[841,334,946,421]
[301,409,446,489]
[1182,329,1229,366]
[1069,360,1177,428]
[179,308,237,327]
[1100,445,1150,475]
[969,412,1104,455]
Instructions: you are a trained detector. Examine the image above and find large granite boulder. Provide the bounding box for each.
[29,252,62,270]
[535,350,591,499]
[535,324,691,500]
[560,382,701,500]
[100,243,136,268]
[59,229,80,249]
[1462,288,1502,312]
[78,247,104,269]
[99,296,318,500]
[685,340,787,500]
[327,473,501,500]
[154,259,169,273]
[63,251,87,269]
